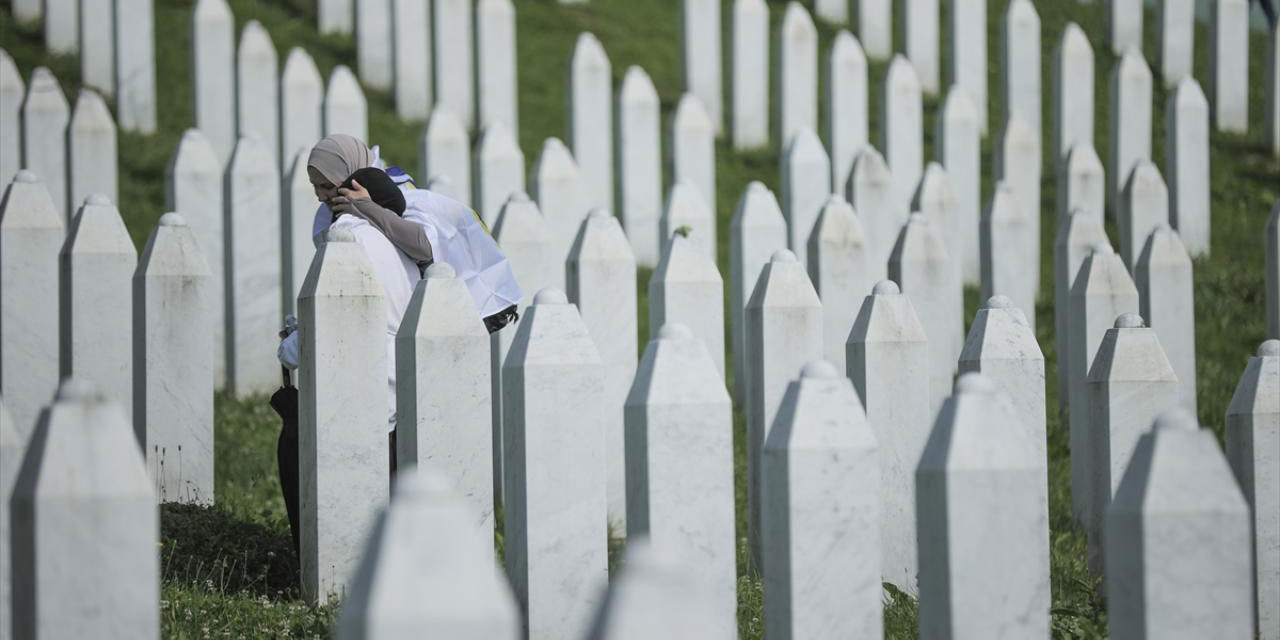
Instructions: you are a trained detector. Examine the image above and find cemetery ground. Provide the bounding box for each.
[2,0,1277,637]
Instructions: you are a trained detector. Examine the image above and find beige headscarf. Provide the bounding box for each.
[307,134,373,185]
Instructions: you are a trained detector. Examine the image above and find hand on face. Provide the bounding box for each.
[338,179,371,202]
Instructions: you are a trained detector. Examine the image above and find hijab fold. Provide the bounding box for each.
[307,134,373,185]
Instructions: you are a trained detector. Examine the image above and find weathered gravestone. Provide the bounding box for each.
[781,126,830,269]
[477,0,517,135]
[883,56,923,210]
[584,541,733,640]
[995,117,1041,293]
[958,296,1047,474]
[489,193,553,506]
[1109,48,1153,216]
[1054,24,1095,163]
[502,288,607,640]
[20,68,69,220]
[623,324,736,634]
[1158,0,1194,86]
[729,182,787,401]
[434,0,474,130]
[285,149,317,312]
[225,135,282,397]
[325,66,368,145]
[475,122,526,227]
[355,0,393,91]
[114,0,156,134]
[1106,409,1253,639]
[567,210,638,534]
[1002,0,1041,142]
[60,196,136,421]
[815,0,846,23]
[319,0,353,35]
[1108,0,1142,54]
[1135,226,1197,414]
[1209,0,1249,133]
[859,0,892,60]
[846,280,929,595]
[807,194,871,372]
[1225,340,1280,640]
[745,249,823,563]
[672,93,716,247]
[68,89,118,214]
[1053,211,1110,405]
[0,51,22,187]
[80,0,115,97]
[166,130,226,386]
[900,0,939,94]
[682,0,722,134]
[847,146,901,278]
[981,182,1037,330]
[1166,78,1211,256]
[396,263,493,533]
[420,108,471,207]
[731,0,769,150]
[1117,161,1169,269]
[1069,244,1139,524]
[1085,314,1179,574]
[947,0,984,132]
[618,66,663,267]
[649,236,725,378]
[10,380,158,640]
[133,213,213,504]
[237,22,280,170]
[913,162,959,271]
[393,0,432,123]
[779,3,817,150]
[531,137,587,289]
[192,0,236,163]
[660,182,715,262]
[890,213,962,413]
[570,33,613,212]
[762,361,882,639]
[281,48,323,171]
[825,31,868,192]
[298,229,389,605]
[44,0,77,54]
[0,399,24,640]
[1057,142,1105,225]
[917,373,1050,639]
[0,173,63,436]
[338,467,520,640]
[937,86,980,285]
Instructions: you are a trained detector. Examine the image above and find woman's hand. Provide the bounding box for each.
[338,179,371,202]
[331,179,371,216]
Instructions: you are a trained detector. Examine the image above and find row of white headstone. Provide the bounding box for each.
[10,0,156,133]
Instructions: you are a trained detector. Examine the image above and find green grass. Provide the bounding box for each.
[3,0,1278,637]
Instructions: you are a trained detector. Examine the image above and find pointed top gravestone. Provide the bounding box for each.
[421,107,471,207]
[917,372,1050,638]
[531,137,587,289]
[995,117,1042,295]
[1166,78,1211,257]
[901,0,939,94]
[193,0,236,163]
[475,121,526,227]
[1054,210,1110,404]
[779,2,818,148]
[0,397,25,638]
[1,171,64,433]
[21,67,70,220]
[1135,225,1197,415]
[585,540,733,640]
[937,86,980,284]
[883,55,923,210]
[338,467,520,640]
[1209,0,1249,133]
[672,92,717,244]
[237,21,280,170]
[807,194,870,372]
[476,0,518,136]
[434,0,474,131]
[681,0,723,134]
[281,47,324,172]
[1106,408,1253,639]
[890,213,962,412]
[661,181,716,262]
[981,182,1037,330]
[825,31,868,193]
[649,235,726,377]
[761,359,882,639]
[1058,142,1105,224]
[732,0,770,150]
[729,181,788,400]
[1158,0,1194,86]
[847,145,900,278]
[1109,47,1154,216]
[782,126,830,269]
[9,379,158,639]
[1118,160,1168,269]
[859,0,891,60]
[1055,23,1095,163]
[618,65,663,267]
[959,295,1046,465]
[113,0,157,134]
[912,162,959,256]
[570,32,614,213]
[0,50,24,187]
[1002,0,1041,141]
[68,89,118,213]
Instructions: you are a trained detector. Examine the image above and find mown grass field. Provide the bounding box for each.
[2,0,1277,637]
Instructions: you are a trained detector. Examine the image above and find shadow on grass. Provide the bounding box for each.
[161,503,301,600]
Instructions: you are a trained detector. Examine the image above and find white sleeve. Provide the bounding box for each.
[312,204,332,248]
[278,331,301,370]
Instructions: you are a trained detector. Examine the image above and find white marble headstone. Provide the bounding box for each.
[114,0,156,134]
[434,0,474,130]
[825,31,868,192]
[1054,24,1095,163]
[355,0,392,91]
[420,108,471,207]
[1135,226,1197,415]
[980,182,1037,330]
[569,33,613,212]
[618,66,663,267]
[1209,0,1250,133]
[779,3,818,150]
[1108,0,1143,54]
[392,0,431,122]
[1057,142,1105,225]
[1117,161,1169,269]
[682,0,723,133]
[1158,0,1194,86]
[80,0,115,97]
[1166,78,1211,256]
[890,213,962,412]
[0,51,23,187]
[649,236,726,378]
[882,56,923,210]
[475,122,526,227]
[477,0,518,136]
[1002,0,1041,141]
[672,93,717,246]
[324,65,368,143]
[0,398,26,639]
[937,86,981,285]
[900,0,939,94]
[660,182,716,263]
[1109,48,1154,216]
[729,182,787,401]
[236,22,280,170]
[20,68,69,220]
[731,0,769,150]
[530,138,587,289]
[995,117,1042,294]
[947,0,985,132]
[846,146,901,278]
[859,0,892,60]
[281,48,324,170]
[1053,211,1110,406]
[807,195,870,372]
[68,89,118,212]
[781,126,830,269]
[192,0,236,163]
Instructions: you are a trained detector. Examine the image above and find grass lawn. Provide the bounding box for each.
[3,0,1277,637]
